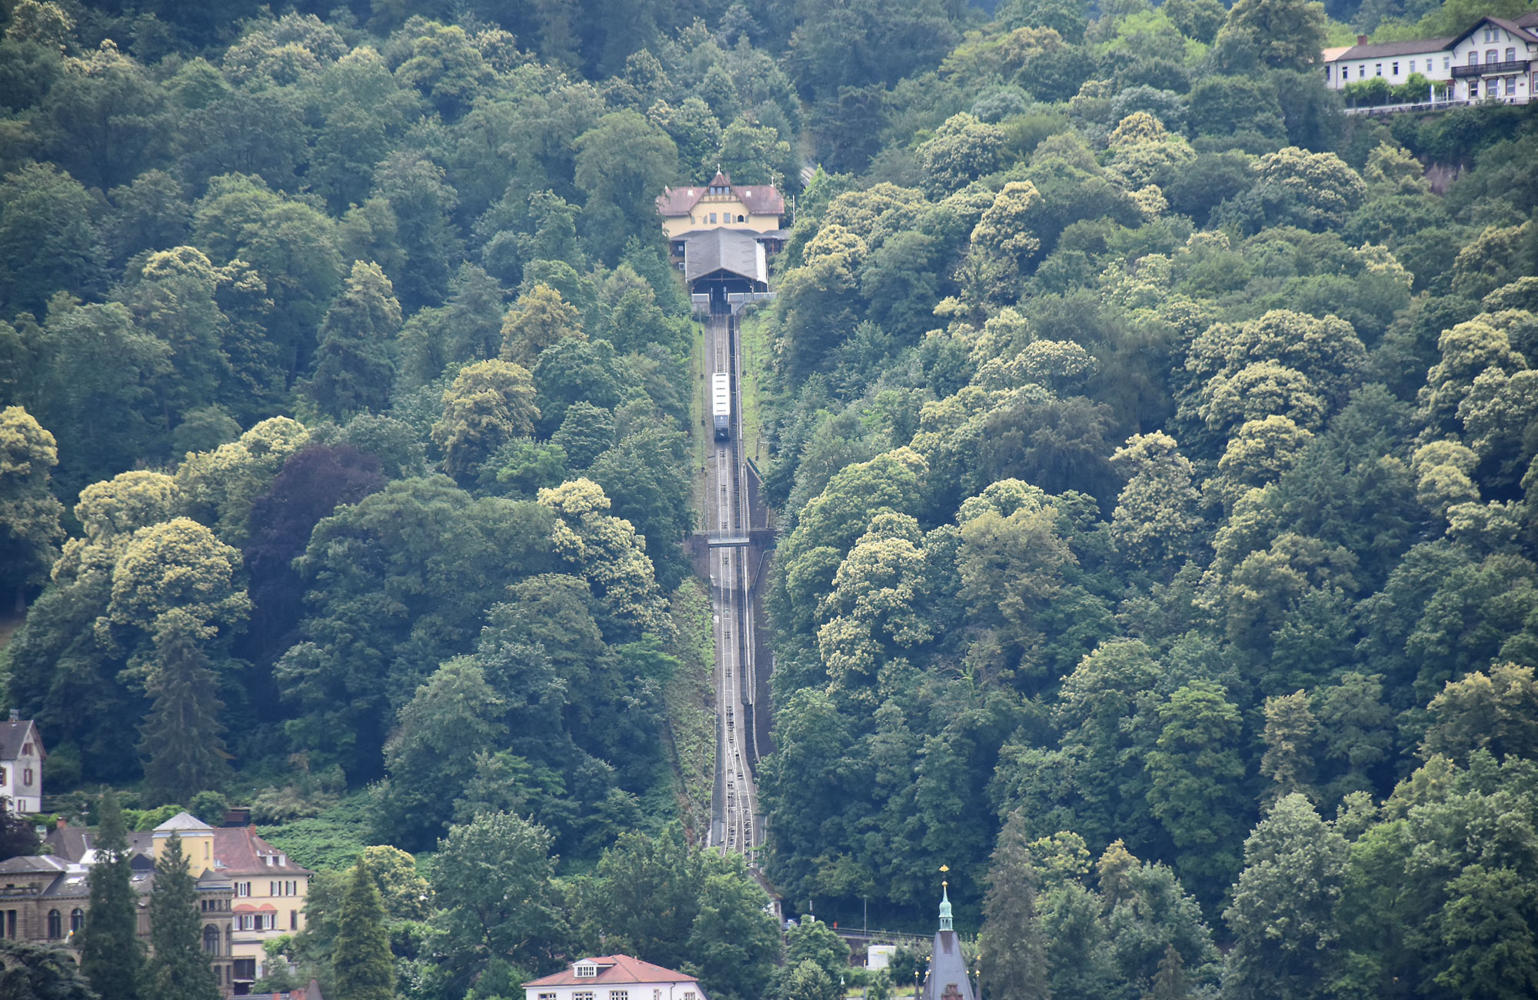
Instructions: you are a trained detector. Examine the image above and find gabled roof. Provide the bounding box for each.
[1448,15,1538,46]
[656,171,785,218]
[524,955,701,988]
[683,229,766,285]
[212,826,312,876]
[43,824,94,863]
[0,719,43,761]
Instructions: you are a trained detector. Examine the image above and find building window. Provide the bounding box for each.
[47,910,61,939]
[1470,51,1480,65]
[610,991,629,1000]
[291,910,299,930]
[234,959,256,982]
[1392,61,1399,74]
[204,925,221,955]
[1375,63,1382,75]
[235,882,250,897]
[0,766,6,784]
[1488,49,1498,65]
[1506,47,1516,62]
[575,992,596,1000]
[1409,60,1415,72]
[21,768,31,786]
[575,963,598,979]
[70,909,84,933]
[539,994,557,1000]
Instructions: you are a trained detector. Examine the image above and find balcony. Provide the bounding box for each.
[1452,59,1531,77]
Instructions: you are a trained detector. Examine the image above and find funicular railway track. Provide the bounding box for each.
[704,306,760,859]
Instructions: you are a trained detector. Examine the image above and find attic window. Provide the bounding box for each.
[575,963,598,978]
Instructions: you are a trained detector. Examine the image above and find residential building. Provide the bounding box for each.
[0,711,45,814]
[0,841,232,992]
[1447,15,1538,100]
[1322,12,1538,106]
[0,855,83,944]
[523,955,711,1000]
[1323,36,1455,92]
[211,823,312,992]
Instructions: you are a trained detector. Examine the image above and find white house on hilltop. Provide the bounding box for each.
[524,956,709,1000]
[1323,12,1538,105]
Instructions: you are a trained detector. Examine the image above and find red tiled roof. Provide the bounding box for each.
[655,171,785,218]
[212,826,312,876]
[524,956,700,988]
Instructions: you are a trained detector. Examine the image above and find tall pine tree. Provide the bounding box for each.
[978,809,1050,1000]
[79,789,143,1000]
[139,609,232,803]
[146,833,219,1000]
[333,858,395,1000]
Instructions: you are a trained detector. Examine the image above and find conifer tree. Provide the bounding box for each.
[79,789,143,1000]
[978,809,1050,1000]
[146,833,220,1000]
[332,858,395,1000]
[139,609,232,803]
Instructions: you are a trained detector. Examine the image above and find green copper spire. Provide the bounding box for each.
[939,880,953,931]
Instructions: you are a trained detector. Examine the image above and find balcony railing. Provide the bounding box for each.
[1451,59,1531,77]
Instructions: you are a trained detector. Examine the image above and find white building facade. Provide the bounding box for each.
[524,956,708,1000]
[1323,13,1538,106]
[1447,16,1538,100]
[0,714,45,814]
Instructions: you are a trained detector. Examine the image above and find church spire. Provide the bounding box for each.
[938,867,953,931]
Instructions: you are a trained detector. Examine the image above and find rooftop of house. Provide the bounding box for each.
[656,171,785,218]
[524,955,702,988]
[211,825,312,876]
[42,821,94,863]
[1448,14,1538,46]
[1332,35,1455,59]
[1327,12,1538,62]
[0,854,69,875]
[154,811,215,834]
[0,716,44,761]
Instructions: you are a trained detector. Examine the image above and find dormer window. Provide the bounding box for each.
[575,963,598,978]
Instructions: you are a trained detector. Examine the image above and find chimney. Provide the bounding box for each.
[8,709,17,722]
[1357,34,1368,44]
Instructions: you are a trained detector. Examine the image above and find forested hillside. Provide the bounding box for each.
[2,0,1538,998]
